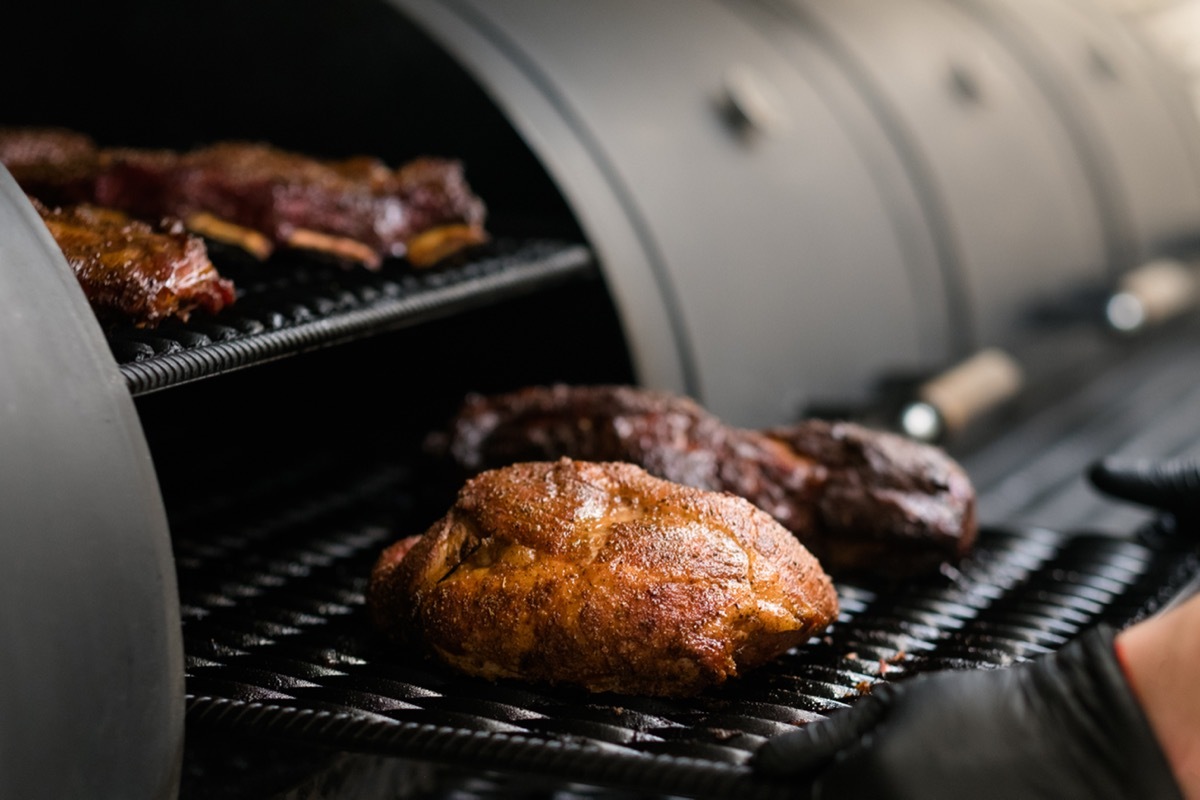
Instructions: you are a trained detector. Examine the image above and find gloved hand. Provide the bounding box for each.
[1088,457,1199,524]
[753,625,1182,800]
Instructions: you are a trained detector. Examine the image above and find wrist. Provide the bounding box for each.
[1117,594,1200,799]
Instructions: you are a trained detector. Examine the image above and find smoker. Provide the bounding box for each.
[3,0,1200,797]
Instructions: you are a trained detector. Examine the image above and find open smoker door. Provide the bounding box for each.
[0,171,184,799]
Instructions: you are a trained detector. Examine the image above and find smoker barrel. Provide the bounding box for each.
[3,0,1200,797]
[0,173,184,800]
[393,0,1200,424]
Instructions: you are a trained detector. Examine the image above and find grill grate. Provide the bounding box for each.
[110,240,596,396]
[176,458,1199,799]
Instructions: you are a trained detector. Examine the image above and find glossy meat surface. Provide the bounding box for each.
[368,458,838,696]
[435,384,977,577]
[94,142,487,267]
[33,200,235,327]
[1,128,488,267]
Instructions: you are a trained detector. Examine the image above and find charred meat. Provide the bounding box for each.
[368,458,838,696]
[434,384,977,577]
[94,143,489,267]
[1,127,489,267]
[32,199,235,328]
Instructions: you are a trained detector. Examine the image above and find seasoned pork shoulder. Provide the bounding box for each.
[368,458,838,697]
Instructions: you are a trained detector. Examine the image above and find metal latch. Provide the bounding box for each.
[717,64,790,140]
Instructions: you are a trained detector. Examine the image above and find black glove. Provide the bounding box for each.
[753,626,1181,800]
[1088,457,1199,524]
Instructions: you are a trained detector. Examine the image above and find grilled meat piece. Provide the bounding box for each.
[1,127,489,267]
[93,142,488,267]
[368,458,838,696]
[435,384,977,577]
[764,419,977,576]
[33,199,235,327]
[0,126,100,205]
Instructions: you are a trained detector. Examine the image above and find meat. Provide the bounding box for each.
[433,384,977,577]
[0,126,488,268]
[94,143,488,268]
[31,199,235,327]
[0,126,100,206]
[763,419,978,577]
[367,458,838,696]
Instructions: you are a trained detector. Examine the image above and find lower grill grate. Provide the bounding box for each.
[176,458,1199,799]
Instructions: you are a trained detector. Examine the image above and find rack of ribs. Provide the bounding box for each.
[0,127,488,268]
[0,126,100,206]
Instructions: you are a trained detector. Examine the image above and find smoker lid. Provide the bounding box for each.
[0,169,183,800]
[176,455,1199,799]
[391,0,948,426]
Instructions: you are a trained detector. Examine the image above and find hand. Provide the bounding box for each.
[1088,457,1199,523]
[753,625,1182,800]
[1089,456,1200,797]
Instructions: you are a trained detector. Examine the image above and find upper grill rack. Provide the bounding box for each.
[109,239,596,396]
[177,457,1199,800]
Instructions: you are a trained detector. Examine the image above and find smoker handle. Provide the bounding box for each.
[0,170,184,799]
[899,348,1025,442]
[1104,258,1200,333]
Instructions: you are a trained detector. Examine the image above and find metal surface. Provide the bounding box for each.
[110,240,598,395]
[393,0,937,427]
[3,5,1200,798]
[0,172,184,798]
[782,0,1110,350]
[381,0,697,404]
[737,0,965,362]
[388,0,1200,426]
[963,317,1200,535]
[950,0,1200,272]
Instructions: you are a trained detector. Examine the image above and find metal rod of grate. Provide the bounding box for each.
[112,240,596,396]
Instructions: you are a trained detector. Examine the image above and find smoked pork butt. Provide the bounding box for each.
[368,458,838,697]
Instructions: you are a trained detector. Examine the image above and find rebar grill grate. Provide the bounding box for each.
[177,460,1198,799]
[110,240,596,396]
